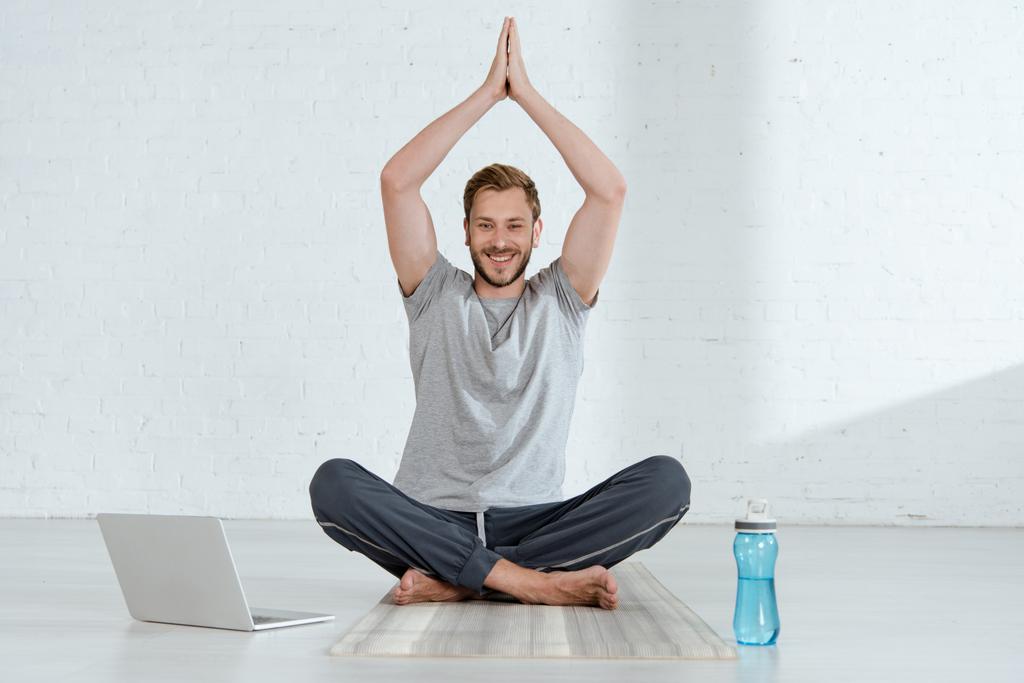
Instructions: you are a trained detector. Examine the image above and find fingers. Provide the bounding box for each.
[496,16,510,55]
[509,16,521,54]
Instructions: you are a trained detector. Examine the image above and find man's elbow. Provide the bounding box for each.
[379,168,403,193]
[380,167,419,194]
[594,180,627,203]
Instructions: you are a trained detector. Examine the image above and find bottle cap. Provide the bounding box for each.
[735,498,777,533]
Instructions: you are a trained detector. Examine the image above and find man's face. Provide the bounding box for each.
[464,187,541,290]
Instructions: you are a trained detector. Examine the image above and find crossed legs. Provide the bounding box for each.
[309,455,691,610]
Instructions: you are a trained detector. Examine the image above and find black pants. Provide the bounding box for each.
[308,455,691,597]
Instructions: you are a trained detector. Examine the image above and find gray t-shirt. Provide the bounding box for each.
[393,249,599,512]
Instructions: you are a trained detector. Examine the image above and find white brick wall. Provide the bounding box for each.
[1,1,1021,525]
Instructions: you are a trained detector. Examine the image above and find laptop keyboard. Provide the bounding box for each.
[252,615,278,624]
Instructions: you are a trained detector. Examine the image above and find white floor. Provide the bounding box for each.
[2,519,1021,682]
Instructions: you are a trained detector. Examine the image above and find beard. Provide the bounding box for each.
[470,243,533,289]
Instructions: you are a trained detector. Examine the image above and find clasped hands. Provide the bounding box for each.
[483,16,534,104]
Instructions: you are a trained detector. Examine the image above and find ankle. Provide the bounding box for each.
[483,558,551,603]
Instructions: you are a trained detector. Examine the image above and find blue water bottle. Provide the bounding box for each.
[733,498,780,646]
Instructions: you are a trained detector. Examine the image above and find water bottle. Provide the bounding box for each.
[732,498,780,645]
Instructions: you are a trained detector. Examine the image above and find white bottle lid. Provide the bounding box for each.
[735,498,777,533]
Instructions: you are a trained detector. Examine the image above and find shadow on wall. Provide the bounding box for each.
[747,363,1024,527]
[609,5,760,470]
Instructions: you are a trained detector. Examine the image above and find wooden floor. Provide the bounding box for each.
[2,518,1021,682]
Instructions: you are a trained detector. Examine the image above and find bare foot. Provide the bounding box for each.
[543,565,619,610]
[391,568,477,605]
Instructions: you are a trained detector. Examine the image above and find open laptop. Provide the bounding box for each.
[96,513,334,631]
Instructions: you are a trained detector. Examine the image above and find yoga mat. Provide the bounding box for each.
[330,561,738,659]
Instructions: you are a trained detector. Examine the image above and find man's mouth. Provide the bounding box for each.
[488,253,515,265]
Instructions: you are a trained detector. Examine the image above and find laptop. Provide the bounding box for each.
[96,513,334,631]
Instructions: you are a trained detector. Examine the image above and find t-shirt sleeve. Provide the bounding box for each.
[534,255,600,328]
[397,249,457,325]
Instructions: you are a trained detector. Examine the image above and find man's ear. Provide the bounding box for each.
[464,217,470,246]
[533,217,543,246]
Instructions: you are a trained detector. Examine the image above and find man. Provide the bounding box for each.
[309,17,690,610]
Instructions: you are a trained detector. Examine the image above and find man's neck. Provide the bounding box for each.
[473,277,526,300]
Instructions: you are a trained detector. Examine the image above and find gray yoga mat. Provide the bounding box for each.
[330,561,738,659]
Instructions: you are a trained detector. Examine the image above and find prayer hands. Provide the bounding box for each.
[482,16,534,104]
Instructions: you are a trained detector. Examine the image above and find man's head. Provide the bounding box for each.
[463,163,543,292]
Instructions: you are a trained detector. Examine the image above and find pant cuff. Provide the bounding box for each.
[455,540,504,596]
[494,544,519,564]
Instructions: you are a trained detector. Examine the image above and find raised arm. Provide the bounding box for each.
[381,17,513,297]
[505,17,626,307]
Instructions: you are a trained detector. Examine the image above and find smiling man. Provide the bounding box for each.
[309,17,691,610]
[464,176,539,298]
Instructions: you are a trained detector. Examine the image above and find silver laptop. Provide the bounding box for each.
[97,513,334,631]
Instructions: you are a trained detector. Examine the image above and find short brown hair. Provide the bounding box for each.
[463,163,541,225]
